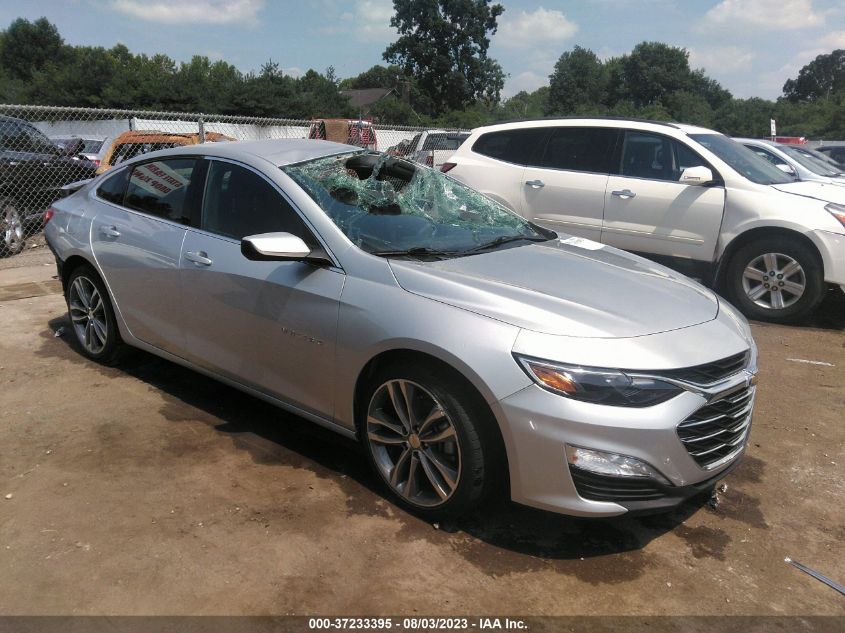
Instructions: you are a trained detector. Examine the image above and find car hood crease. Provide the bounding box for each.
[388,240,719,338]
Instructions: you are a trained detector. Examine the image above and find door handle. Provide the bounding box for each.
[184,250,213,266]
[525,179,545,188]
[100,225,120,238]
[611,189,636,199]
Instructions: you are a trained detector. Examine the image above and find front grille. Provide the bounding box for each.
[677,386,754,469]
[658,351,750,385]
[569,466,665,502]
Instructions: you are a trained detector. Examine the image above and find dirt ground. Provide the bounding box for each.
[1,248,843,617]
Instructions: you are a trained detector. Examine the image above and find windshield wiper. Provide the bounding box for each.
[371,246,460,259]
[464,234,549,254]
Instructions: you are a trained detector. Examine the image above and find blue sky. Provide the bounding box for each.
[2,0,844,100]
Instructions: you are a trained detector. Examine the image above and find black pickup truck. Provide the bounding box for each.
[1,115,97,256]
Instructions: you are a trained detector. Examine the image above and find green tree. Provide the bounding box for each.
[623,42,693,107]
[783,50,845,102]
[547,46,607,115]
[383,0,505,115]
[496,87,548,120]
[341,64,405,90]
[664,91,714,127]
[369,94,420,124]
[0,17,64,81]
[713,97,773,137]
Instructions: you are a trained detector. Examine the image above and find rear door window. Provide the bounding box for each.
[472,128,546,165]
[533,127,618,173]
[125,158,200,223]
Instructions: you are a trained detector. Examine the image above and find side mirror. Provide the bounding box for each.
[776,163,796,176]
[241,232,312,261]
[679,165,714,185]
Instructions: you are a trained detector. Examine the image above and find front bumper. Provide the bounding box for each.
[494,371,754,517]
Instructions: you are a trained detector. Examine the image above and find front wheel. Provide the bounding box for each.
[0,198,25,257]
[361,363,494,521]
[725,236,824,323]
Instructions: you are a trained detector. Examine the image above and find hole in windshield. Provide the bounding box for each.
[283,152,554,258]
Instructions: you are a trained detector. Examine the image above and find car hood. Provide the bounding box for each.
[388,238,719,338]
[772,180,845,204]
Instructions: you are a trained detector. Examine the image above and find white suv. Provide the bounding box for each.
[443,118,845,322]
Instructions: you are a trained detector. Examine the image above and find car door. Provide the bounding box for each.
[90,157,203,356]
[180,158,345,419]
[520,127,618,241]
[602,130,726,261]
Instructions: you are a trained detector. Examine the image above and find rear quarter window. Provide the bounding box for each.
[471,128,546,165]
[96,168,130,205]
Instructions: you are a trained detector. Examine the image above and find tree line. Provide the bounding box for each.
[1,6,844,139]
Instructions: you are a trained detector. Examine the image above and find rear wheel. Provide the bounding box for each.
[361,362,494,521]
[0,198,25,257]
[725,236,824,323]
[66,265,124,364]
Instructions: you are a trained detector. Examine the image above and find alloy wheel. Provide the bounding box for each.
[366,379,461,508]
[741,252,805,310]
[68,276,108,355]
[1,203,24,254]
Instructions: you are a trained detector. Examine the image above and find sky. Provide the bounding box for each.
[1,0,844,101]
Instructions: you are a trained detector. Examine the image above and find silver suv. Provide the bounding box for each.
[445,118,845,323]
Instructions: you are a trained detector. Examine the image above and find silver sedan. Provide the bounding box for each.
[45,139,758,520]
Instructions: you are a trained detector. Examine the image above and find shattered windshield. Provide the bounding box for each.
[283,151,553,257]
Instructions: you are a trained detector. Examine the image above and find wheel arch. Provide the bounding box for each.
[714,226,824,289]
[352,348,510,493]
[60,254,98,293]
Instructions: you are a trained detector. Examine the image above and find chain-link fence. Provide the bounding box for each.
[0,104,469,264]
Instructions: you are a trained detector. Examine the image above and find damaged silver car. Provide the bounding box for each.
[45,139,758,520]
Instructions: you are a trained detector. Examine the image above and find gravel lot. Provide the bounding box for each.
[1,251,843,617]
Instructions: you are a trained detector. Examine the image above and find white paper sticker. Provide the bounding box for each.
[559,236,604,250]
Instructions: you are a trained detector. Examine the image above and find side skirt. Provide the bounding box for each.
[124,337,357,441]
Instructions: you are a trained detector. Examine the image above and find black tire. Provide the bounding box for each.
[725,236,825,323]
[360,361,498,521]
[65,265,124,364]
[0,197,25,257]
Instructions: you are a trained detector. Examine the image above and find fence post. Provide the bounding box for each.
[198,116,205,143]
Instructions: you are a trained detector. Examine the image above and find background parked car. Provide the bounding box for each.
[1,115,97,256]
[96,130,234,174]
[815,145,845,166]
[791,145,845,173]
[406,129,470,168]
[51,135,111,169]
[737,138,845,184]
[444,118,845,323]
[307,118,378,150]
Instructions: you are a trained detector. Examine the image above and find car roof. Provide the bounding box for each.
[734,137,774,145]
[119,138,361,167]
[469,116,718,136]
[0,115,28,125]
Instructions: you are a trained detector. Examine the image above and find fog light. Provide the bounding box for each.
[565,445,670,485]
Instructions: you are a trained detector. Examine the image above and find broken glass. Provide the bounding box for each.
[283,152,552,257]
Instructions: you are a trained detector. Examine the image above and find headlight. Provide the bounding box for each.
[515,355,683,407]
[825,202,845,229]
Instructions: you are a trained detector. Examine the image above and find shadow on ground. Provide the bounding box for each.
[41,313,762,583]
